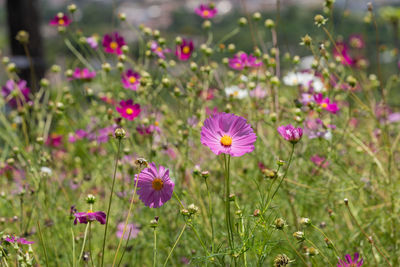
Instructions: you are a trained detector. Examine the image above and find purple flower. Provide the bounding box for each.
[337,253,363,267]
[135,163,174,208]
[175,39,194,61]
[200,112,257,157]
[310,155,329,168]
[136,124,160,136]
[74,210,106,225]
[49,12,71,26]
[195,4,218,19]
[304,118,331,139]
[333,42,354,66]
[116,100,141,121]
[5,236,34,245]
[86,35,99,49]
[249,86,267,99]
[151,42,170,59]
[2,79,30,108]
[121,69,141,91]
[116,222,140,240]
[228,52,262,70]
[102,32,125,55]
[277,124,303,144]
[69,68,96,81]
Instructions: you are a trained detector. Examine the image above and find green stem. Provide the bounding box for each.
[71,228,76,267]
[79,222,90,261]
[224,154,234,251]
[37,221,49,267]
[101,138,122,267]
[153,228,157,267]
[117,228,133,267]
[282,230,309,266]
[163,224,187,267]
[205,178,215,253]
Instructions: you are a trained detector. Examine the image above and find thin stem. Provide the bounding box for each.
[89,223,94,267]
[188,224,209,255]
[311,224,340,258]
[113,167,141,266]
[37,221,49,267]
[117,228,133,267]
[153,228,157,267]
[163,223,187,267]
[224,154,234,251]
[344,202,392,266]
[79,222,90,261]
[282,230,309,266]
[205,178,215,253]
[71,228,76,267]
[101,138,122,267]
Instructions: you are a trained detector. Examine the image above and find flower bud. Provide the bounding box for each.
[300,217,311,226]
[274,254,290,267]
[86,194,96,204]
[201,171,209,179]
[118,13,126,21]
[102,63,111,72]
[202,20,212,29]
[274,218,286,230]
[265,19,275,30]
[150,218,158,228]
[68,4,77,13]
[7,63,16,72]
[238,17,248,26]
[346,75,357,87]
[51,64,61,73]
[180,209,190,216]
[314,14,327,27]
[307,247,319,256]
[114,127,126,139]
[16,30,29,44]
[300,34,312,46]
[293,231,305,241]
[188,204,199,215]
[253,12,261,21]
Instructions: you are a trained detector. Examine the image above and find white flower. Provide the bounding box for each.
[224,85,248,99]
[283,71,325,92]
[40,167,52,176]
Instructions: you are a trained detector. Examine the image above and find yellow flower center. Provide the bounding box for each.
[235,63,241,68]
[152,178,164,191]
[203,10,210,17]
[321,103,328,108]
[110,41,118,50]
[87,210,93,213]
[154,121,159,126]
[156,47,162,52]
[182,46,190,54]
[220,135,233,147]
[59,19,65,25]
[233,91,239,97]
[129,76,137,84]
[126,108,133,115]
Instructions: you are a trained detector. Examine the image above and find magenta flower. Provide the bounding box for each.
[121,70,141,91]
[45,133,63,147]
[74,210,106,225]
[116,100,141,121]
[201,112,257,157]
[195,4,218,19]
[116,222,140,240]
[249,86,267,99]
[136,124,160,136]
[349,35,365,49]
[49,12,71,26]
[337,253,363,267]
[175,39,194,61]
[102,32,126,55]
[1,79,30,108]
[5,236,34,245]
[69,68,96,81]
[228,52,262,70]
[333,42,354,66]
[314,93,339,114]
[277,124,303,144]
[135,163,174,208]
[150,42,170,59]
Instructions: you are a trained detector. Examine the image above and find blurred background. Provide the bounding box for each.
[0,0,400,87]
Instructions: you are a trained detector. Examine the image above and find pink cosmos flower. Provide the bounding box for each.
[333,42,354,66]
[310,155,329,168]
[175,39,194,61]
[150,42,170,59]
[136,124,160,136]
[195,4,218,19]
[277,124,303,143]
[46,133,63,147]
[69,68,96,81]
[121,70,141,91]
[200,112,257,157]
[349,35,365,49]
[116,100,141,120]
[5,236,34,245]
[228,52,262,70]
[102,32,126,55]
[337,253,363,267]
[314,93,339,114]
[135,163,174,208]
[249,86,267,98]
[86,35,99,49]
[74,210,106,224]
[116,222,140,240]
[1,79,30,108]
[49,12,71,26]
